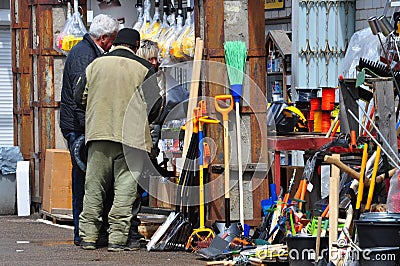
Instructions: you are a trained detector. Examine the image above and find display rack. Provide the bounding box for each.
[266,30,292,102]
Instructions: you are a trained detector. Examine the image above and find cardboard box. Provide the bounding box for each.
[42,149,72,212]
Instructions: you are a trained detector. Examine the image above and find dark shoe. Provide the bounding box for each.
[80,241,96,250]
[108,243,125,252]
[74,239,81,246]
[124,239,140,251]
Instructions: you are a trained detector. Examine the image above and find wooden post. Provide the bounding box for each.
[329,154,340,261]
[373,79,398,159]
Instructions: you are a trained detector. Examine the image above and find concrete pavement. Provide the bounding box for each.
[0,214,206,266]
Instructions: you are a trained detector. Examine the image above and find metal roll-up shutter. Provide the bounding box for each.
[0,28,13,146]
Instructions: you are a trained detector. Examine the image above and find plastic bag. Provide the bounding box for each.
[55,3,87,55]
[133,3,144,31]
[143,1,161,41]
[139,0,152,37]
[181,26,195,58]
[170,12,193,61]
[387,170,400,212]
[339,27,382,78]
[159,14,184,67]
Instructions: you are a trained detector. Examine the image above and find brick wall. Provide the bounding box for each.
[355,0,386,31]
[264,0,292,34]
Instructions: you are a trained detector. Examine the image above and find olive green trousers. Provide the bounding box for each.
[79,140,144,245]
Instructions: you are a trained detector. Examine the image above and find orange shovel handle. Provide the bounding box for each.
[215,95,234,121]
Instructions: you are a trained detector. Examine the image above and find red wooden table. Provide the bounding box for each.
[268,134,334,195]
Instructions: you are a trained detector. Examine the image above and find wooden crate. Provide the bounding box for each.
[42,149,72,213]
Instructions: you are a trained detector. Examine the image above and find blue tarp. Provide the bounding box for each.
[0,147,24,175]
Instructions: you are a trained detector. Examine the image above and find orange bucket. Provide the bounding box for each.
[321,87,336,110]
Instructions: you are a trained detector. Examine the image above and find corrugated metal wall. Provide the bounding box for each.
[0,28,13,146]
[292,0,355,95]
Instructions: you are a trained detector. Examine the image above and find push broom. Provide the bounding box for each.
[223,41,247,228]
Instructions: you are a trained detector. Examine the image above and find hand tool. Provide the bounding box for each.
[365,146,381,211]
[224,41,248,228]
[215,95,234,229]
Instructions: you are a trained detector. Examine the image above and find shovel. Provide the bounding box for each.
[215,95,234,229]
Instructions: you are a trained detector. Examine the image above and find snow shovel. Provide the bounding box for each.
[215,95,234,229]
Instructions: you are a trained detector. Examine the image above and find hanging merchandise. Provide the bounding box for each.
[139,0,153,37]
[55,0,87,55]
[133,0,144,31]
[159,1,184,66]
[181,26,194,58]
[151,0,170,43]
[170,5,194,60]
[143,0,161,41]
[158,2,176,58]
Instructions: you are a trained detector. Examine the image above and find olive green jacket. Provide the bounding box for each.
[82,46,160,152]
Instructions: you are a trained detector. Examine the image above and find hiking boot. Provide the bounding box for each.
[124,239,140,251]
[107,243,125,252]
[80,241,96,250]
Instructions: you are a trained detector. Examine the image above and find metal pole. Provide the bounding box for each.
[356,100,400,164]
[348,109,400,169]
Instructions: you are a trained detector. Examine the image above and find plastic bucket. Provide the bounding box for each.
[355,212,400,248]
[286,236,329,266]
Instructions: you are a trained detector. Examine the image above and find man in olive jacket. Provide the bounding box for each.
[78,28,161,252]
[59,14,119,246]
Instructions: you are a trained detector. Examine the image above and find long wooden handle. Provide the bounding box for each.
[329,154,340,262]
[365,146,381,211]
[182,38,204,161]
[315,216,323,263]
[236,102,244,227]
[223,120,230,199]
[323,154,394,186]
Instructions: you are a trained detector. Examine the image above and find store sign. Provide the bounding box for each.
[264,0,284,10]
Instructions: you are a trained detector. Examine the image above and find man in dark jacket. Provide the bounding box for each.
[59,14,120,246]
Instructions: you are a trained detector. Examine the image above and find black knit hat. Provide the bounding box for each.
[113,28,140,48]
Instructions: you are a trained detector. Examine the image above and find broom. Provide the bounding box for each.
[224,41,247,228]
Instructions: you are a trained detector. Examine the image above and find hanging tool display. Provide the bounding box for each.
[223,41,248,229]
[215,95,234,229]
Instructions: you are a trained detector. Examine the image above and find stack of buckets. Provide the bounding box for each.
[309,87,336,133]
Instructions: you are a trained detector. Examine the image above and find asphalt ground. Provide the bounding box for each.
[0,214,206,266]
